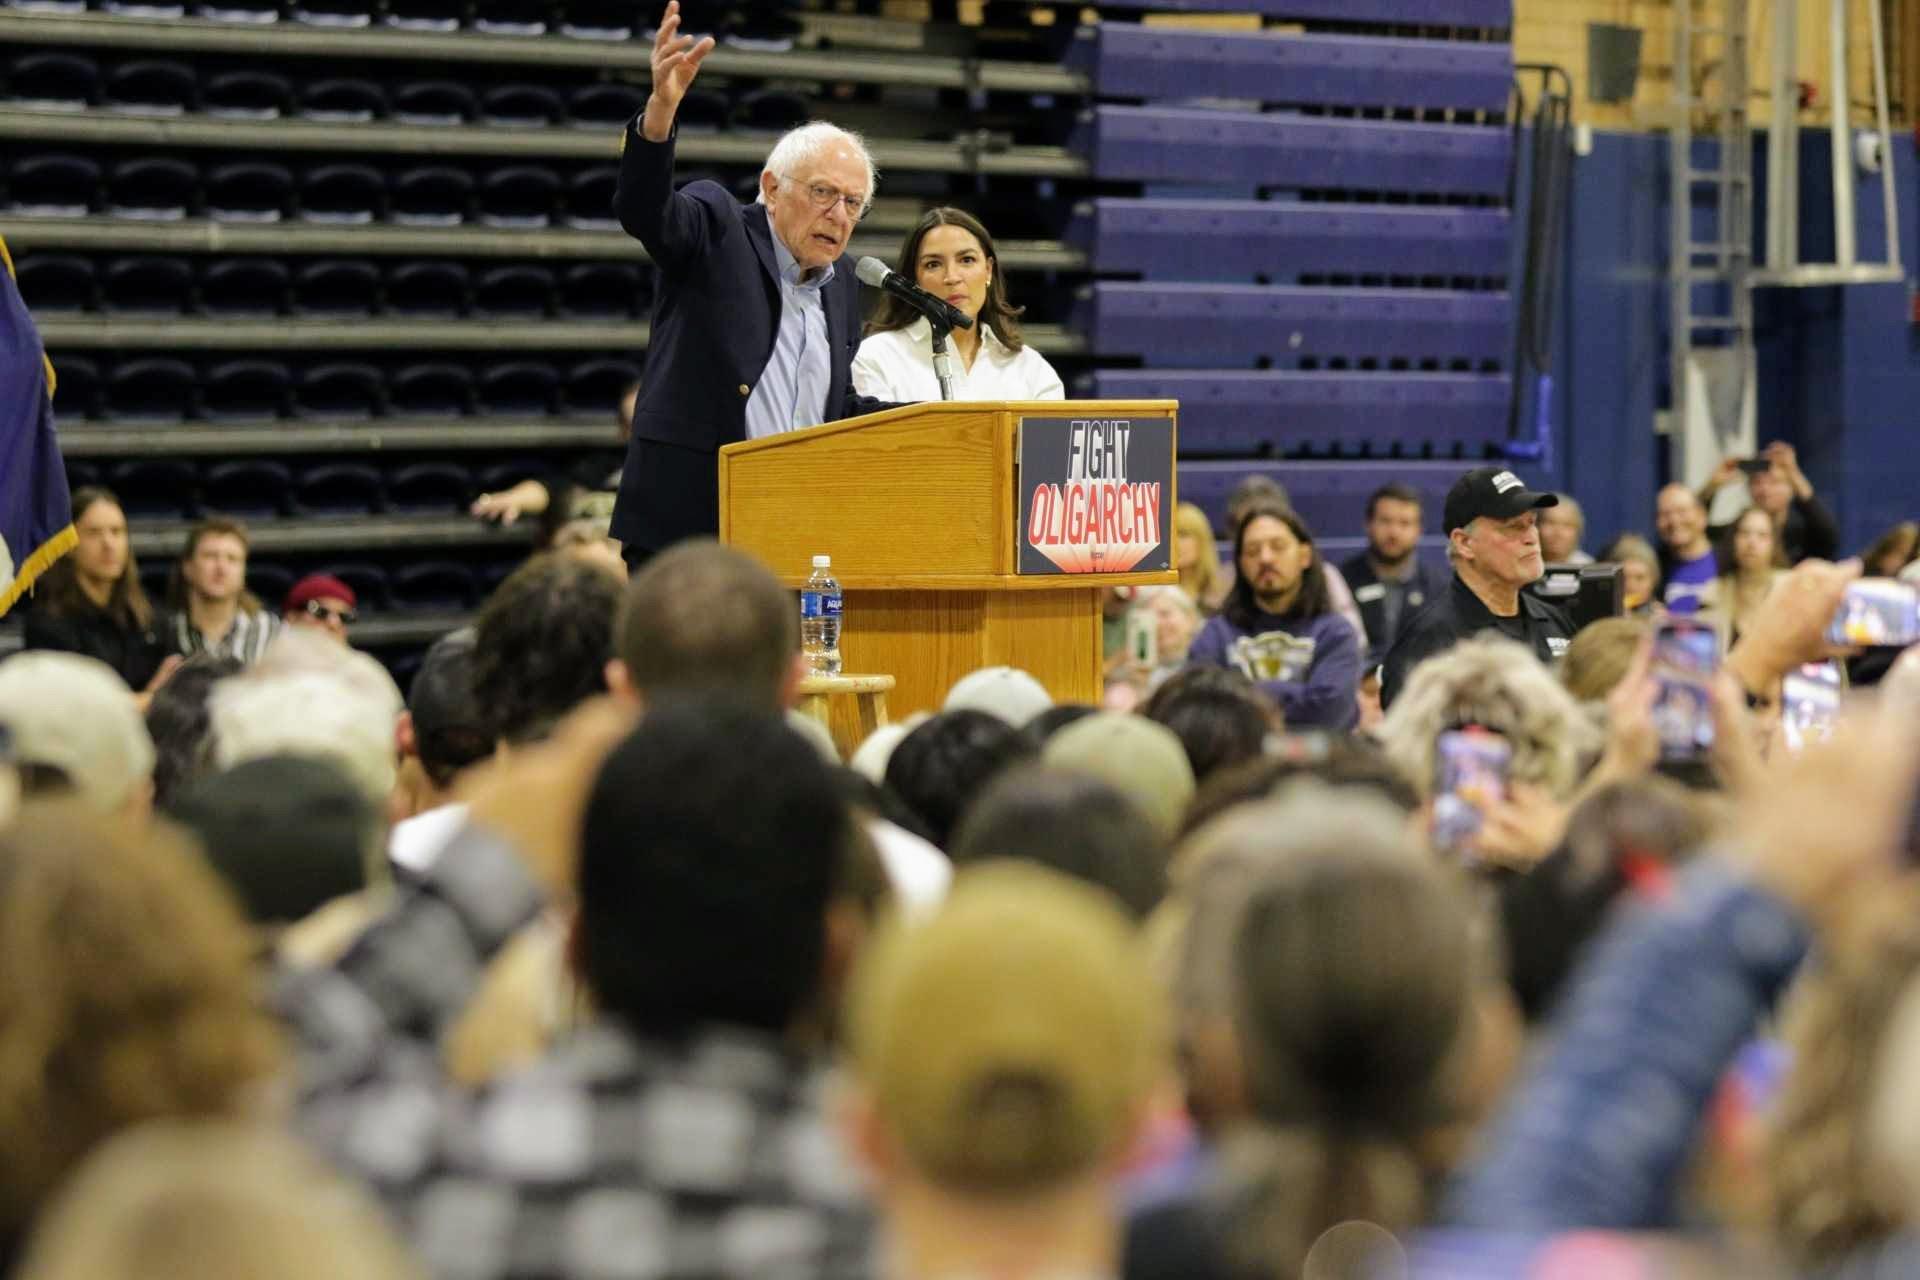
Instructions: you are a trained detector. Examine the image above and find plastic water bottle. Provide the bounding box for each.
[801,554,842,675]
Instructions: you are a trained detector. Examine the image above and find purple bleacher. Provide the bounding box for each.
[1073,283,1509,365]
[1181,459,1485,545]
[1072,106,1510,195]
[1088,370,1509,456]
[1067,26,1513,113]
[1066,199,1510,281]
[1085,0,1511,23]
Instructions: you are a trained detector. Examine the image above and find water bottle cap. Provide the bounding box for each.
[812,555,831,568]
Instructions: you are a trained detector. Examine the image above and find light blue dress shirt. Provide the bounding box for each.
[744,232,834,440]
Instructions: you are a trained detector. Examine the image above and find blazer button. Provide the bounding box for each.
[738,383,751,396]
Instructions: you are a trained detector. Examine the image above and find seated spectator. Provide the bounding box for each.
[390,627,488,830]
[1188,499,1361,731]
[278,699,877,1277]
[1042,711,1195,840]
[1598,532,1664,617]
[0,805,281,1270]
[1221,476,1368,654]
[1339,482,1446,668]
[1700,441,1838,565]
[884,708,1035,848]
[1380,468,1572,710]
[944,664,1053,728]
[469,383,634,545]
[1130,785,1486,1280]
[1174,501,1226,613]
[1558,615,1651,703]
[1178,734,1420,840]
[18,1120,420,1280]
[280,573,357,646]
[947,768,1170,919]
[844,862,1162,1280]
[0,652,154,824]
[1538,493,1593,566]
[1141,666,1276,785]
[1862,519,1919,579]
[1122,587,1202,693]
[144,654,243,814]
[1698,505,1786,643]
[166,517,281,665]
[1655,483,1719,615]
[471,551,623,748]
[21,487,174,695]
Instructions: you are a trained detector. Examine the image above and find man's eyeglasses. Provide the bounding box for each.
[780,176,871,222]
[304,600,357,625]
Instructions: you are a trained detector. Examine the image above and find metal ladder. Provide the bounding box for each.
[1669,0,1756,485]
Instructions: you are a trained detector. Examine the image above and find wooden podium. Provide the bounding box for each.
[719,400,1178,731]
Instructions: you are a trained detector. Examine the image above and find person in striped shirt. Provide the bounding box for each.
[168,517,281,666]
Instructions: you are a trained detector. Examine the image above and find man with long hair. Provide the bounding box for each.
[1187,497,1362,730]
[23,487,172,693]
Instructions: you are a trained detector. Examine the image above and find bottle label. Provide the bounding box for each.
[800,592,842,620]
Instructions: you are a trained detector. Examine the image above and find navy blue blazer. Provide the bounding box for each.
[607,125,893,554]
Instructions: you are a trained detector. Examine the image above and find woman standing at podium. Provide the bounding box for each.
[852,208,1065,403]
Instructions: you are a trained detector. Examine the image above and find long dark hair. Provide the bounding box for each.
[1223,498,1331,630]
[863,207,1027,351]
[35,487,154,631]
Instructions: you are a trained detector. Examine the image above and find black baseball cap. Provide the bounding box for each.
[1443,467,1559,535]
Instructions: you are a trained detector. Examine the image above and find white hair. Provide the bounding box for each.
[208,629,404,807]
[756,121,878,206]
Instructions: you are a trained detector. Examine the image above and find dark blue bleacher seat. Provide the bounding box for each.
[479,84,562,127]
[383,0,463,29]
[472,0,546,35]
[473,265,554,317]
[137,561,172,606]
[392,561,478,610]
[204,460,292,517]
[106,357,197,420]
[732,88,807,134]
[15,254,96,313]
[1082,0,1511,22]
[11,155,100,216]
[1086,370,1510,457]
[299,164,385,223]
[315,562,390,610]
[558,0,631,38]
[295,363,386,418]
[110,459,199,518]
[63,460,102,491]
[102,60,196,116]
[6,53,99,109]
[477,362,559,416]
[386,262,469,316]
[294,259,381,315]
[564,357,640,415]
[559,262,643,317]
[567,84,646,129]
[676,88,729,133]
[1073,283,1509,367]
[49,356,102,420]
[1067,199,1511,282]
[202,70,293,119]
[201,258,290,316]
[389,363,474,416]
[194,0,281,23]
[101,256,194,314]
[292,0,375,29]
[106,157,195,220]
[385,462,472,513]
[248,562,298,609]
[1068,26,1514,113]
[205,162,293,222]
[564,167,619,229]
[391,165,472,225]
[1071,106,1511,197]
[202,359,292,419]
[478,166,559,228]
[392,81,477,125]
[292,462,384,515]
[299,78,386,123]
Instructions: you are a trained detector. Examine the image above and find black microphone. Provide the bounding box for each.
[855,257,974,330]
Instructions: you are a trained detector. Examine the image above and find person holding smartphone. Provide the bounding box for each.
[1699,441,1839,565]
[1380,468,1576,709]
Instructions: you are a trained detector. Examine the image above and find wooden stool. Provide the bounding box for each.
[795,673,894,760]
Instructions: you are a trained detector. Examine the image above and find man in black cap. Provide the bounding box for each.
[1378,467,1576,708]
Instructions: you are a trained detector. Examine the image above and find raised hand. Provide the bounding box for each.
[640,0,715,142]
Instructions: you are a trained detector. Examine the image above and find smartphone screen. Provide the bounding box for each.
[1827,579,1920,648]
[1652,618,1720,763]
[1735,458,1773,476]
[1781,661,1844,754]
[1431,728,1511,858]
[1126,611,1157,667]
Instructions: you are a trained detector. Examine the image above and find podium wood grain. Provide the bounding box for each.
[720,400,1177,722]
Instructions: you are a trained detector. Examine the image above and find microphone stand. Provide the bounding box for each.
[928,319,957,401]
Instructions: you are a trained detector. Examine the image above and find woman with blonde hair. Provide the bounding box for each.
[1598,533,1663,618]
[1174,502,1227,613]
[1699,506,1787,643]
[0,805,282,1268]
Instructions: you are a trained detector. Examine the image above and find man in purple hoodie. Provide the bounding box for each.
[1186,497,1362,730]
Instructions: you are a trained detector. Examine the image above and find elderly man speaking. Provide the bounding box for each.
[608,1,898,565]
[1379,467,1575,708]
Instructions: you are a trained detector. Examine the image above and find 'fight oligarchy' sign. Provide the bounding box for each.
[1016,415,1173,575]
